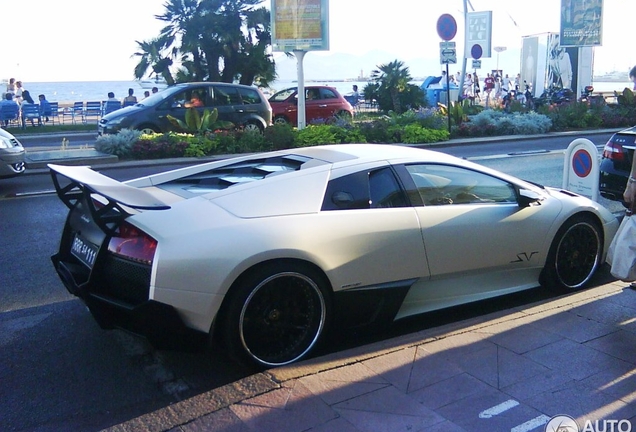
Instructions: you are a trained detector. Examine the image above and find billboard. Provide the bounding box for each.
[271,0,330,52]
[464,11,492,58]
[560,0,603,47]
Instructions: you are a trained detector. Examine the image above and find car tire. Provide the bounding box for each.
[542,215,602,291]
[273,116,290,126]
[139,125,160,134]
[243,121,263,133]
[336,110,352,121]
[221,261,331,368]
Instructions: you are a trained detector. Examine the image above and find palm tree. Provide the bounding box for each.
[370,60,412,113]
[132,35,176,85]
[132,0,275,86]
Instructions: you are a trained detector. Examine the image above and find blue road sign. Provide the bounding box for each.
[437,14,457,41]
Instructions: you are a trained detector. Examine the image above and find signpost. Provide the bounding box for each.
[563,138,599,201]
[437,14,457,133]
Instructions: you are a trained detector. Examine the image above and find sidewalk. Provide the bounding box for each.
[102,278,636,432]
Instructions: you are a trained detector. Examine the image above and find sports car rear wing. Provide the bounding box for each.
[49,164,170,235]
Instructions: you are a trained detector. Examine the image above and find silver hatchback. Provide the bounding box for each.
[0,128,25,178]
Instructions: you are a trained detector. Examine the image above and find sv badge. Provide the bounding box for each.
[510,251,539,263]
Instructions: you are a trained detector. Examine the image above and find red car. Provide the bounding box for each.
[268,86,353,126]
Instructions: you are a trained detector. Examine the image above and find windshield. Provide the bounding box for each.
[269,88,297,102]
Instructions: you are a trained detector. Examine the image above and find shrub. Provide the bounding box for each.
[358,118,393,143]
[264,123,297,150]
[401,124,449,144]
[94,129,142,157]
[130,134,189,159]
[295,125,341,146]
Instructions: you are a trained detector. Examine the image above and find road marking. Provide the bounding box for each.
[511,415,551,432]
[479,399,520,418]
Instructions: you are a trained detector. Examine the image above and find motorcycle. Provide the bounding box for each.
[533,85,575,108]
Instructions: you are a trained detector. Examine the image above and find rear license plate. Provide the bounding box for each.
[71,234,99,269]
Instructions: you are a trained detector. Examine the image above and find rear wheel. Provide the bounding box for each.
[542,215,602,290]
[243,121,263,133]
[138,125,159,135]
[273,115,290,126]
[221,262,331,368]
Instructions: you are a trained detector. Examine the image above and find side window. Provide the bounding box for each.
[406,164,516,206]
[369,168,408,208]
[322,171,369,211]
[320,88,338,100]
[321,167,408,211]
[213,87,241,105]
[238,87,262,105]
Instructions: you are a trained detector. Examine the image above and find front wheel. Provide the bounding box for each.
[542,215,602,291]
[221,262,331,368]
[273,115,290,126]
[243,121,263,133]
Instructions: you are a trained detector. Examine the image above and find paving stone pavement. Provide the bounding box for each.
[104,279,636,432]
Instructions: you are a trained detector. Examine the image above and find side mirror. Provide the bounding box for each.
[517,188,543,208]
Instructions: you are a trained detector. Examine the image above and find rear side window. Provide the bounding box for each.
[322,167,408,210]
[319,88,338,100]
[213,87,242,106]
[238,87,262,105]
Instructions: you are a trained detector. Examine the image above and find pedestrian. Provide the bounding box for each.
[0,93,19,126]
[123,88,137,105]
[152,86,159,94]
[631,66,636,91]
[38,94,52,123]
[473,72,481,102]
[484,73,495,106]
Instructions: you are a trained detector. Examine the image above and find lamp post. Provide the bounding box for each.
[494,46,507,76]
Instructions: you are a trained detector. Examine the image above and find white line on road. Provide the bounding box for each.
[511,415,551,432]
[479,399,520,418]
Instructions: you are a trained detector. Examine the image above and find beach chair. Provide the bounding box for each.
[0,104,20,128]
[84,101,102,123]
[48,102,60,125]
[21,103,41,128]
[63,101,85,124]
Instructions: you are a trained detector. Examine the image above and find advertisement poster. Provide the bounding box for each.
[271,0,329,52]
[560,0,603,46]
[521,36,539,96]
[547,33,579,91]
[464,11,492,59]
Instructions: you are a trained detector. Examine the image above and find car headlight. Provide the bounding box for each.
[105,116,125,126]
[0,138,10,149]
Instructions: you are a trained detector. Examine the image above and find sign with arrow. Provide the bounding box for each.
[440,41,457,64]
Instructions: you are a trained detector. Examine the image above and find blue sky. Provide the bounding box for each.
[2,0,633,82]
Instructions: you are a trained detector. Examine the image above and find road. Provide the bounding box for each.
[0,132,624,431]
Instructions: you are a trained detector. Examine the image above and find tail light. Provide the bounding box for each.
[108,221,157,265]
[602,140,625,161]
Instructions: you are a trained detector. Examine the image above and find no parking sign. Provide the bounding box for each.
[562,138,599,201]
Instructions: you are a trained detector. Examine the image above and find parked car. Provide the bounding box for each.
[268,86,353,126]
[0,127,26,178]
[49,144,618,368]
[599,126,636,202]
[98,82,272,135]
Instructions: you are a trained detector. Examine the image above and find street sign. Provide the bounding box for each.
[470,44,483,59]
[472,59,482,69]
[437,14,457,41]
[563,138,599,201]
[440,41,457,65]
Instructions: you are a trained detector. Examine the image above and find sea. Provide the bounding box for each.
[14,79,635,104]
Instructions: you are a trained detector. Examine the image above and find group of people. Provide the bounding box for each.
[1,78,52,127]
[447,71,528,108]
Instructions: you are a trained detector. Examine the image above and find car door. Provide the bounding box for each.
[305,87,331,122]
[211,85,243,127]
[155,86,210,131]
[320,165,429,291]
[394,163,560,318]
[316,87,343,118]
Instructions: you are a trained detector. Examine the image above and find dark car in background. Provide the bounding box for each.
[98,82,272,135]
[0,128,26,178]
[599,126,636,202]
[268,86,353,126]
